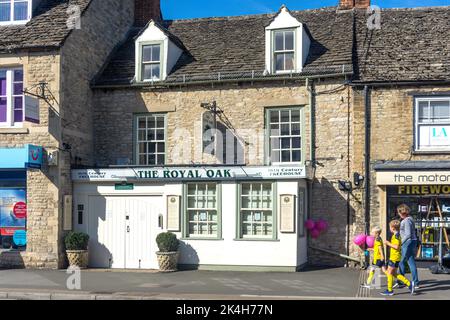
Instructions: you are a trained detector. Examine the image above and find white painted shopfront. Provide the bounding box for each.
[72,166,310,271]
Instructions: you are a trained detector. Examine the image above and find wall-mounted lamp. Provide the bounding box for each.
[353,172,365,187]
[338,180,353,192]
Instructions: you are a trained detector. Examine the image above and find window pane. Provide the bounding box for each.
[292,150,301,162]
[270,110,279,123]
[418,101,429,119]
[139,155,147,165]
[281,137,290,149]
[275,32,284,51]
[285,31,294,50]
[142,46,152,62]
[271,150,280,163]
[285,53,295,70]
[270,124,279,136]
[14,1,28,21]
[157,117,165,128]
[0,97,7,122]
[291,110,300,122]
[13,83,23,95]
[152,45,160,61]
[157,154,165,165]
[13,97,23,123]
[13,69,23,82]
[0,3,11,22]
[431,100,450,120]
[156,129,164,140]
[281,124,290,135]
[280,110,290,122]
[275,53,284,71]
[151,64,160,79]
[143,64,152,80]
[292,137,301,149]
[291,123,301,136]
[148,154,156,165]
[281,150,291,162]
[0,70,6,95]
[138,117,146,129]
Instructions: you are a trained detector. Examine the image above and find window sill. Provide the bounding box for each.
[412,150,450,155]
[181,238,224,241]
[0,128,29,134]
[233,238,280,242]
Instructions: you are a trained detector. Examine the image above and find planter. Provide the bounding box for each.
[66,250,89,269]
[156,251,179,272]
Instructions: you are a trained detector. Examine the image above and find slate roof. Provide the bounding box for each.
[94,7,355,86]
[0,0,92,53]
[354,6,450,83]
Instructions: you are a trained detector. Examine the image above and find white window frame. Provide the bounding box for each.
[238,182,277,240]
[138,42,163,83]
[184,183,221,239]
[0,67,24,128]
[0,0,31,25]
[272,29,296,74]
[266,107,304,165]
[414,97,450,152]
[134,113,167,165]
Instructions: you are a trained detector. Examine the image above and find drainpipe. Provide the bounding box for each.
[307,78,316,166]
[364,85,371,235]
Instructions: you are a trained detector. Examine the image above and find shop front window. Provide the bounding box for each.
[135,114,166,166]
[185,183,220,238]
[415,97,450,152]
[239,182,275,239]
[267,107,303,164]
[387,185,450,261]
[0,171,27,251]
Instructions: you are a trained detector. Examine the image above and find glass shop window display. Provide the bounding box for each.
[0,182,27,251]
[387,188,450,261]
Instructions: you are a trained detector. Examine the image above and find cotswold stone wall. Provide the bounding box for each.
[0,0,134,269]
[0,52,61,269]
[360,86,450,236]
[93,79,360,266]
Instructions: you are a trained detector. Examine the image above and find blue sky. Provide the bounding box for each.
[162,0,450,19]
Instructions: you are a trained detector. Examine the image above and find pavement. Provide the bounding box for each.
[0,266,448,300]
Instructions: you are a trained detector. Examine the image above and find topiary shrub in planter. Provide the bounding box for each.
[156,232,180,272]
[65,232,90,269]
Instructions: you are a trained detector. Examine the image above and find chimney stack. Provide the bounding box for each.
[134,0,162,27]
[339,0,371,10]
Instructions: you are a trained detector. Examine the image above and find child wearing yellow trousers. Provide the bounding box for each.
[381,220,415,296]
[361,226,386,288]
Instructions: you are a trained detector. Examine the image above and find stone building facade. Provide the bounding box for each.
[0,0,134,268]
[1,0,449,270]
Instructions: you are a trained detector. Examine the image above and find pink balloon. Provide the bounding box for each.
[366,236,375,248]
[305,219,315,230]
[353,234,367,246]
[311,228,320,239]
[316,219,328,232]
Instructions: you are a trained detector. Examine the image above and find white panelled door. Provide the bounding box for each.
[87,196,163,269]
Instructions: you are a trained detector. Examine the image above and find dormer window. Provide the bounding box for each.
[274,29,295,73]
[142,44,161,81]
[0,0,31,25]
[135,21,184,83]
[265,6,310,75]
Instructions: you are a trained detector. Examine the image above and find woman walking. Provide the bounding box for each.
[394,204,420,289]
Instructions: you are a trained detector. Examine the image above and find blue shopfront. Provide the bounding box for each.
[0,145,43,251]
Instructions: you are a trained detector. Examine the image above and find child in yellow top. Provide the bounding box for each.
[362,226,386,288]
[381,220,415,296]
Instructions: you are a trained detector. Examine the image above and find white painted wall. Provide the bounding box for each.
[73,180,308,269]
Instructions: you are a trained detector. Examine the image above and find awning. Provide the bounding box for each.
[374,160,450,171]
[374,161,450,186]
[0,145,43,169]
